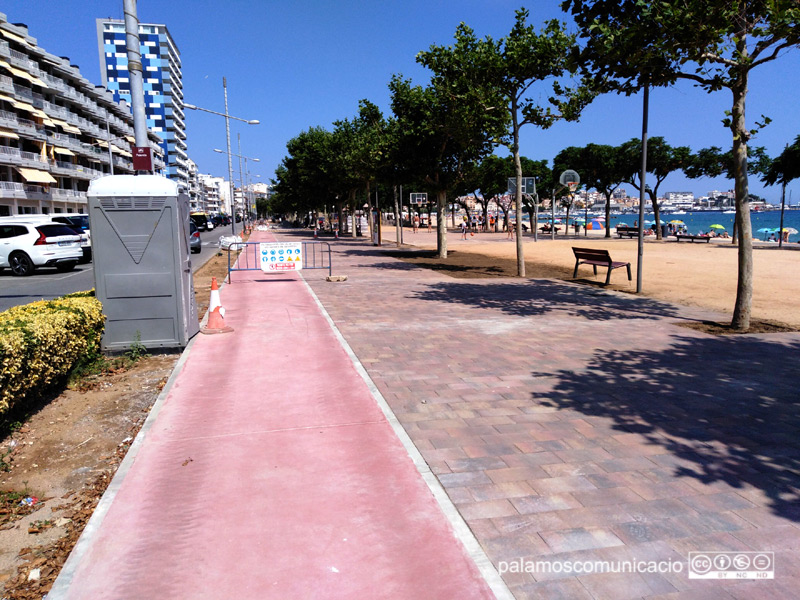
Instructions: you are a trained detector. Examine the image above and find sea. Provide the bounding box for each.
[598,209,800,241]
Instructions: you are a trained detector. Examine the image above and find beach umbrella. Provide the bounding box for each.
[709,224,725,230]
[669,219,685,224]
[616,222,629,227]
[757,227,773,232]
[781,227,798,234]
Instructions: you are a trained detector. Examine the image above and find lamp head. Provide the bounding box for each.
[247,120,260,125]
[184,103,197,110]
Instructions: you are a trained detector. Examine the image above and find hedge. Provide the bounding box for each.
[0,291,104,417]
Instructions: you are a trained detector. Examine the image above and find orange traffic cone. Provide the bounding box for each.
[201,277,233,334]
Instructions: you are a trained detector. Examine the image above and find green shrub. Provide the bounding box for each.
[0,293,105,416]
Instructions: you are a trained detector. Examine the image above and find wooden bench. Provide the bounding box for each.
[572,247,632,286]
[675,234,711,243]
[616,225,642,238]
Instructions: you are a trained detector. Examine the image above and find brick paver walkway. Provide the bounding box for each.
[302,233,800,600]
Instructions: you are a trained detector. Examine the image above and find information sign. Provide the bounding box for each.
[260,242,303,272]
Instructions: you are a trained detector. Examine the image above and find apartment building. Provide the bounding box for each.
[197,173,227,215]
[0,13,164,216]
[96,19,187,187]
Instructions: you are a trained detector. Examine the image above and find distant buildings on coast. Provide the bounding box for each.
[578,189,780,212]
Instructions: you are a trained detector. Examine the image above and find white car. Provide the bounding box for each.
[51,213,91,263]
[0,217,83,276]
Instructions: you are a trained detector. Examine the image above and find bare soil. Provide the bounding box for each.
[0,244,237,599]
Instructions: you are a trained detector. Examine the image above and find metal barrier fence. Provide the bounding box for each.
[226,241,332,281]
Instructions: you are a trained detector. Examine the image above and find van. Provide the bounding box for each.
[190,212,214,232]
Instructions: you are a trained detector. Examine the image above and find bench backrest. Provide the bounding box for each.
[572,247,612,263]
[616,226,641,233]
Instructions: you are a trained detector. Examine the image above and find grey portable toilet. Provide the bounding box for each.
[88,175,199,351]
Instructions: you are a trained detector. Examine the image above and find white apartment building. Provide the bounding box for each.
[0,13,164,216]
[197,173,228,215]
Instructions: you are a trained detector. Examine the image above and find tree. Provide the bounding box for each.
[564,0,800,330]
[418,8,592,275]
[332,100,387,238]
[763,135,800,185]
[467,154,550,232]
[389,75,500,258]
[554,144,625,237]
[271,127,336,221]
[685,145,771,242]
[617,137,692,240]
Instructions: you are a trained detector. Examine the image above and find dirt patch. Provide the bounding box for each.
[0,241,236,598]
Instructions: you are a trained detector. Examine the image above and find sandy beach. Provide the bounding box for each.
[379,227,800,328]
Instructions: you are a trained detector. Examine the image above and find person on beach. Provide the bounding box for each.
[460,219,468,240]
[427,216,432,233]
[507,222,515,240]
[768,233,777,242]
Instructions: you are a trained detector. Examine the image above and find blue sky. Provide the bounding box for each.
[5,0,800,203]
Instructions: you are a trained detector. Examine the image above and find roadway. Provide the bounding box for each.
[0,228,222,313]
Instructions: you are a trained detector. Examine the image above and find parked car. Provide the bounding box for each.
[0,217,82,276]
[50,213,91,263]
[189,221,201,254]
[190,212,212,231]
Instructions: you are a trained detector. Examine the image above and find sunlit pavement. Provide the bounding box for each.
[50,228,498,600]
[303,233,800,599]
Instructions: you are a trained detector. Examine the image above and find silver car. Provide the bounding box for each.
[189,221,202,254]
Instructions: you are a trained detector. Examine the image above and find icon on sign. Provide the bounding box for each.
[733,555,751,570]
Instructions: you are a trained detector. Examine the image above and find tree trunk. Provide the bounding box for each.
[651,191,662,240]
[393,185,401,246]
[349,190,357,238]
[730,70,752,331]
[366,181,375,242]
[511,101,525,276]
[436,190,448,259]
[604,192,612,238]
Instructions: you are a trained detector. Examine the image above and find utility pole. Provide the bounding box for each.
[122,0,150,170]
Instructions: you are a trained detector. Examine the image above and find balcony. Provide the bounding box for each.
[0,74,13,93]
[51,188,88,202]
[0,146,50,170]
[0,108,18,128]
[13,83,33,100]
[8,49,38,73]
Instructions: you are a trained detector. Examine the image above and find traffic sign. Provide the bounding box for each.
[260,242,303,272]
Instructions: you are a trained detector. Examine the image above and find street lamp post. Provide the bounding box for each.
[213,147,260,229]
[184,78,259,235]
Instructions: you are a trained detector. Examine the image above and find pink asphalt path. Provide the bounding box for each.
[53,230,495,599]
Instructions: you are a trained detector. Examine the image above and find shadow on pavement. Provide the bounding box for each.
[409,279,679,322]
[534,334,800,521]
